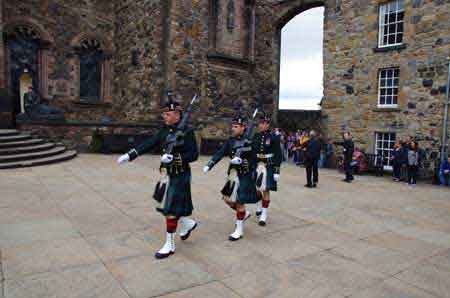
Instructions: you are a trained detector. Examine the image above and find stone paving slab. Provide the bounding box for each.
[2,237,100,279]
[395,260,450,298]
[348,277,438,298]
[222,262,345,298]
[4,263,130,298]
[1,154,450,298]
[286,251,386,297]
[159,281,241,298]
[363,231,449,259]
[105,254,214,298]
[0,218,80,249]
[329,239,420,276]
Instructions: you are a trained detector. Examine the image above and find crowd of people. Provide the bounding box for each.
[272,128,450,188]
[391,137,450,187]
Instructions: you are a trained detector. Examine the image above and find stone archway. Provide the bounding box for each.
[259,0,326,123]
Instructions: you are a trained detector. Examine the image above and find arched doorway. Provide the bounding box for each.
[279,7,324,110]
[6,26,41,122]
[271,0,325,121]
[3,22,53,127]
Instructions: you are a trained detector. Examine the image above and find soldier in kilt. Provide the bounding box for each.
[252,113,282,226]
[117,97,199,259]
[203,115,259,241]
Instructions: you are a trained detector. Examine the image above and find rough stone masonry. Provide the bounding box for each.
[0,0,449,159]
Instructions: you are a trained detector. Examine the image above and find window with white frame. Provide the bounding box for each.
[378,68,399,107]
[378,0,405,47]
[375,132,396,167]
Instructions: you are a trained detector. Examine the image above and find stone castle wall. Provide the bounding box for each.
[320,0,450,154]
[2,0,450,157]
[3,0,115,121]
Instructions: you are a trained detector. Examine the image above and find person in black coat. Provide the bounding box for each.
[203,114,259,241]
[334,132,355,182]
[252,113,282,226]
[117,95,199,259]
[304,130,321,187]
[391,141,403,181]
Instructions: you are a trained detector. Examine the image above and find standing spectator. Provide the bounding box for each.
[407,141,420,186]
[287,133,294,160]
[391,141,403,182]
[400,141,409,181]
[334,132,355,183]
[404,136,414,150]
[440,156,450,186]
[324,139,334,168]
[317,134,326,168]
[304,130,321,188]
[298,131,310,166]
[293,130,301,165]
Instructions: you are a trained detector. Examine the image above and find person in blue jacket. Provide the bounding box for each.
[440,156,450,186]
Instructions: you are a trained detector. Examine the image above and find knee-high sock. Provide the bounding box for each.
[236,210,246,220]
[166,217,178,233]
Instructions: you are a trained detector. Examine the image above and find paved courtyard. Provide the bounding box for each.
[1,154,450,298]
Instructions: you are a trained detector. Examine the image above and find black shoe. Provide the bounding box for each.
[180,222,197,241]
[312,183,317,188]
[342,179,351,183]
[258,220,266,226]
[154,251,174,259]
[255,211,262,217]
[304,184,313,188]
[228,235,242,241]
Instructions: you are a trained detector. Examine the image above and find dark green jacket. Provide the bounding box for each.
[252,131,282,174]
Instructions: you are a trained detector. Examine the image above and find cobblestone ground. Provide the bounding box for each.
[1,154,450,298]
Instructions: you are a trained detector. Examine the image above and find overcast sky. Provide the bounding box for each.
[279,7,324,110]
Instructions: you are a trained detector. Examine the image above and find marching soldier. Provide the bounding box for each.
[203,114,259,241]
[117,94,199,259]
[252,113,282,226]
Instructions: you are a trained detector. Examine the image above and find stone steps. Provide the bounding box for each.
[0,142,56,155]
[0,129,20,137]
[0,134,32,143]
[0,151,78,169]
[0,129,77,169]
[0,146,67,163]
[0,139,45,149]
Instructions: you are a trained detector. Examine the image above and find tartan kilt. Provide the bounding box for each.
[154,169,193,217]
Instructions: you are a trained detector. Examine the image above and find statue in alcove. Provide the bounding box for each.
[227,0,235,33]
[17,86,65,121]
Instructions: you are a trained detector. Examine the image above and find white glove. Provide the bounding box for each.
[230,157,242,165]
[117,154,130,165]
[274,174,280,182]
[161,154,174,164]
[203,166,210,173]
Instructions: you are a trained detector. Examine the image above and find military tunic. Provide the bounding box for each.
[252,131,282,191]
[129,125,198,217]
[207,136,259,204]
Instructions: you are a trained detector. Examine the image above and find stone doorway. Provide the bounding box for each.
[4,24,45,127]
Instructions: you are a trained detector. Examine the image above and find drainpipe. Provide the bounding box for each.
[441,57,450,163]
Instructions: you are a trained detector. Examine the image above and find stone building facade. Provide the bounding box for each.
[0,0,449,163]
